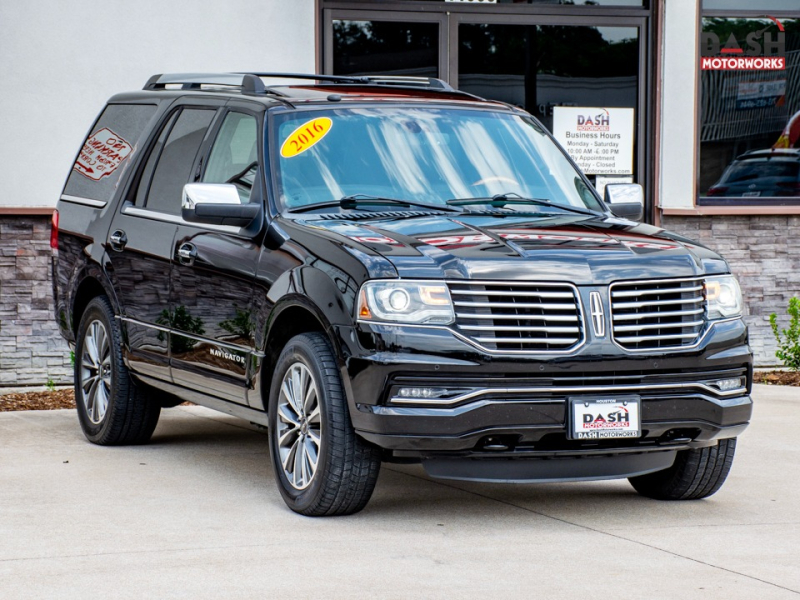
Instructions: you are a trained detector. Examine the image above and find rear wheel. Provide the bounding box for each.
[629,438,737,500]
[74,296,160,445]
[268,332,381,516]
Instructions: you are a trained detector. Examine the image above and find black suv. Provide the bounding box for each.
[53,73,752,516]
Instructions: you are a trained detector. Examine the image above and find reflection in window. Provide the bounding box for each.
[333,20,438,77]
[699,18,800,202]
[458,24,639,131]
[273,107,603,213]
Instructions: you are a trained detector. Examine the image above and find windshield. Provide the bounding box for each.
[271,107,602,213]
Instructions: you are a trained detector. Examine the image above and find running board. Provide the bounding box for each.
[133,373,270,427]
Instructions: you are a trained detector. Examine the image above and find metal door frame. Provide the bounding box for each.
[322,6,654,222]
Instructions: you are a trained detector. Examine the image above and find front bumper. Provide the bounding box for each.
[336,317,752,481]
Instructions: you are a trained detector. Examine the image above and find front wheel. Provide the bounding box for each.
[268,332,381,516]
[629,438,737,500]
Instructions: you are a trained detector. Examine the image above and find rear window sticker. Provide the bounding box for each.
[280,117,333,158]
[73,127,133,181]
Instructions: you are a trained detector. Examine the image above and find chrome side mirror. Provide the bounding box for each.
[604,183,644,221]
[182,183,260,228]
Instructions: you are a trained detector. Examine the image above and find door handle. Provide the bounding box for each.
[109,230,127,252]
[177,243,197,266]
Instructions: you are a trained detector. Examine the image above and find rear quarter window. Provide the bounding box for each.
[63,103,158,202]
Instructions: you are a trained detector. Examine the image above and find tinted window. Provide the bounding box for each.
[145,108,215,215]
[134,111,178,207]
[202,112,259,202]
[64,104,157,201]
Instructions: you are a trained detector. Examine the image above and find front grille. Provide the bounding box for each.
[447,281,583,352]
[610,278,706,350]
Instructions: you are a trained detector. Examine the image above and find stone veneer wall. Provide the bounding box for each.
[661,214,800,367]
[0,213,795,386]
[0,215,72,386]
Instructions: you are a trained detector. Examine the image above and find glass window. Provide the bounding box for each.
[64,104,157,202]
[134,111,177,207]
[699,17,800,203]
[459,24,639,130]
[272,107,602,213]
[333,20,438,76]
[144,109,215,215]
[202,112,259,202]
[703,0,799,10]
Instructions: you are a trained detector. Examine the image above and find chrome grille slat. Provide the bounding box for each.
[460,325,580,333]
[447,281,584,353]
[610,278,706,350]
[613,308,704,321]
[612,285,703,298]
[614,320,704,332]
[455,313,579,322]
[612,297,704,310]
[454,301,576,310]
[473,336,578,345]
[450,289,574,298]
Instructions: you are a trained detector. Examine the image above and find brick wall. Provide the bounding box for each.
[662,214,800,366]
[0,215,72,386]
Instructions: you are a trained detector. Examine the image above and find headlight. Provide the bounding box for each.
[357,280,454,325]
[704,275,743,319]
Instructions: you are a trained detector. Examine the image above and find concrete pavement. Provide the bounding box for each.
[1,384,798,599]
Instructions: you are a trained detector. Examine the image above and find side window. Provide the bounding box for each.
[202,112,259,202]
[144,108,215,215]
[134,111,178,207]
[64,103,158,202]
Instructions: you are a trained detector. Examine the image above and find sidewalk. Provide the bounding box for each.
[0,384,798,599]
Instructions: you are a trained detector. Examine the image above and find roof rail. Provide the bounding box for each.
[359,75,455,91]
[144,73,267,94]
[144,72,461,94]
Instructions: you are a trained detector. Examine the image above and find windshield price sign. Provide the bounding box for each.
[552,107,635,175]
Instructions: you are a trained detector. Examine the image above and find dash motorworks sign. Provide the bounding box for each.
[701,16,786,71]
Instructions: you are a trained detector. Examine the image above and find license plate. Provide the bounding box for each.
[742,191,761,197]
[569,396,640,440]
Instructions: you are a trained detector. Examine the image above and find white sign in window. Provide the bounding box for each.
[552,107,635,176]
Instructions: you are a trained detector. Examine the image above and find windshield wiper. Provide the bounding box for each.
[288,194,462,214]
[446,193,601,217]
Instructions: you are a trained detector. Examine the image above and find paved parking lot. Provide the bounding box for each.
[1,384,798,599]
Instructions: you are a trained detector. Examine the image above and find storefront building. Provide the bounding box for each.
[0,0,798,384]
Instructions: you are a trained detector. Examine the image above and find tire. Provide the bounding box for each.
[74,296,161,445]
[629,438,737,500]
[268,332,381,516]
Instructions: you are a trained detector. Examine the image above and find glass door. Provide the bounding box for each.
[452,14,647,189]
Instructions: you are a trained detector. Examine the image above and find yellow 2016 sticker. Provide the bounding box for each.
[280,117,333,158]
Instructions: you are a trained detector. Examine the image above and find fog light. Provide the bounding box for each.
[716,378,743,392]
[397,387,449,399]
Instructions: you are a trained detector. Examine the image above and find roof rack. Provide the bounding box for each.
[143,72,466,96]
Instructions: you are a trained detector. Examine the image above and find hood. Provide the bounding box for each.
[295,212,728,284]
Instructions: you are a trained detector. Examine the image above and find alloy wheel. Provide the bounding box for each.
[80,320,112,425]
[276,362,322,490]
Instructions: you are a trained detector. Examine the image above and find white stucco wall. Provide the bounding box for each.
[658,0,700,210]
[0,0,316,208]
